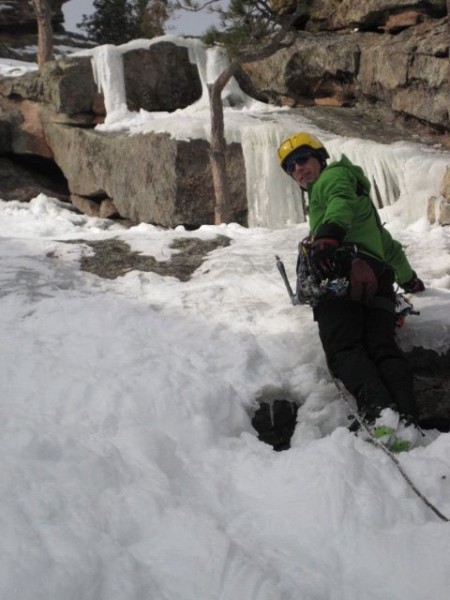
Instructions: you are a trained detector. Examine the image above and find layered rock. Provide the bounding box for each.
[237,17,449,131]
[300,0,447,32]
[43,119,247,227]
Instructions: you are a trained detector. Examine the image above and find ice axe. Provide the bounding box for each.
[275,255,299,305]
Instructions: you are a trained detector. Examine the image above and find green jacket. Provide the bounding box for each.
[307,154,414,285]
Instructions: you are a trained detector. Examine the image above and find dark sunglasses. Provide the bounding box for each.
[284,154,312,175]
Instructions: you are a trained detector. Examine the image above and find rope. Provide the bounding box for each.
[334,378,449,523]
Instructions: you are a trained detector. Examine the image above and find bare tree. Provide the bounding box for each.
[30,0,54,69]
[176,1,303,224]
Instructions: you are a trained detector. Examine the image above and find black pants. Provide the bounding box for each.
[314,297,418,423]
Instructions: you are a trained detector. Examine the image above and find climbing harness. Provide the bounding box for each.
[275,251,419,325]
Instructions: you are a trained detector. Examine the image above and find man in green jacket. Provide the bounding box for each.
[278,132,425,448]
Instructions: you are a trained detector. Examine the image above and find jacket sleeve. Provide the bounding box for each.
[380,227,414,285]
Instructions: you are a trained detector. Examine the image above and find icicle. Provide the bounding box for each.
[240,124,305,227]
[325,137,402,208]
[91,45,129,124]
[184,40,260,109]
[205,46,248,107]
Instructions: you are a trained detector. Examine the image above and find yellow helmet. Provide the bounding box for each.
[277,132,329,171]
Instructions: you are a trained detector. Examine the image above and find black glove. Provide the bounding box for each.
[310,237,340,281]
[401,271,425,293]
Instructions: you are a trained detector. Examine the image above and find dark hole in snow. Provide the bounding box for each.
[251,399,299,451]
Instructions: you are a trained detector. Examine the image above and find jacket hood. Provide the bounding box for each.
[325,154,371,196]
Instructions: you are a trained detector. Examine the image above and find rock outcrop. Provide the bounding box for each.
[0,38,204,123]
[0,1,448,225]
[123,44,203,113]
[237,16,449,132]
[43,119,247,227]
[299,0,447,33]
[0,41,248,226]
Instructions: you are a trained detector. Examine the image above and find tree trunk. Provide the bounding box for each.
[202,4,303,224]
[208,82,230,224]
[30,0,54,69]
[208,62,240,224]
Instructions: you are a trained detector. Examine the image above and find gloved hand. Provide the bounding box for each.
[310,237,340,281]
[401,271,425,293]
[350,258,378,302]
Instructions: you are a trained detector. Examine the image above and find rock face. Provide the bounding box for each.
[237,16,449,131]
[43,119,247,227]
[408,347,450,431]
[1,43,203,120]
[123,44,202,112]
[0,43,203,122]
[300,0,447,32]
[41,56,99,117]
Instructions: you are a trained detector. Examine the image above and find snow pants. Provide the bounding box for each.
[314,296,418,424]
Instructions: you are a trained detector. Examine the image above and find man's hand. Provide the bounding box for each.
[401,271,425,293]
[310,238,340,281]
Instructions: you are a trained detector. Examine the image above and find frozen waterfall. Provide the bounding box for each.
[86,36,449,228]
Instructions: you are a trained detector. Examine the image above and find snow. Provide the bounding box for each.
[1,40,450,600]
[0,56,39,77]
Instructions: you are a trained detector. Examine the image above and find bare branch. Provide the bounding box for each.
[174,0,220,13]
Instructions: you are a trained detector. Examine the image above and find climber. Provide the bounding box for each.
[277,131,425,448]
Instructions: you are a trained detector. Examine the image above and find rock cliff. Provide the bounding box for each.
[0,0,448,224]
[238,1,449,134]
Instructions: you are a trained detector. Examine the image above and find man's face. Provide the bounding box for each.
[290,156,322,188]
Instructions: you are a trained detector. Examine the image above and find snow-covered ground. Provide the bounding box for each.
[1,41,450,600]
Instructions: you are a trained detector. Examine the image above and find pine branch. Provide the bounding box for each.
[334,378,449,523]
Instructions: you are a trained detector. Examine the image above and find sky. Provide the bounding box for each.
[1,41,450,600]
[62,0,222,37]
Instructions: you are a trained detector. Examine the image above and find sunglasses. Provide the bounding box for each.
[284,154,313,176]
